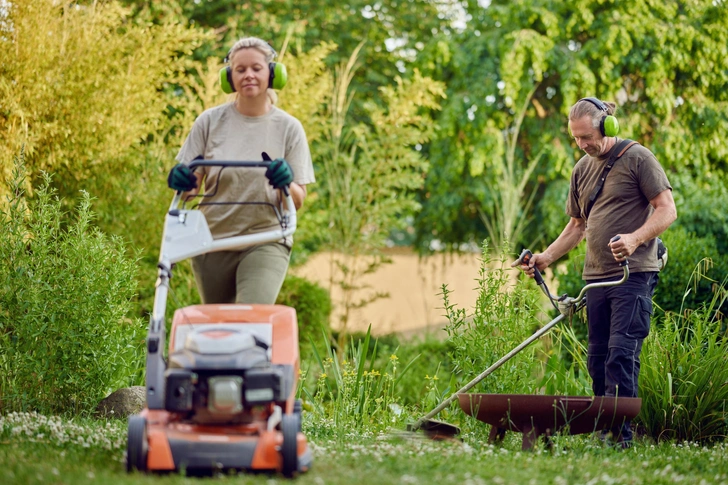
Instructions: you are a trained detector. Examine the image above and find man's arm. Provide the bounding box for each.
[512,217,586,276]
[608,189,677,258]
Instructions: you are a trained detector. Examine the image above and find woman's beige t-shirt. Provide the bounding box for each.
[176,103,315,243]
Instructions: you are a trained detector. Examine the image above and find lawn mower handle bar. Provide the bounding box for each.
[410,261,629,431]
[166,160,297,257]
[171,160,292,209]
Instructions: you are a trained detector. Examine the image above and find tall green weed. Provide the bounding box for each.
[301,326,420,438]
[537,324,592,396]
[443,241,545,395]
[0,159,145,415]
[638,268,728,442]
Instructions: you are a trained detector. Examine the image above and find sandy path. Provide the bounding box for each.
[291,248,485,337]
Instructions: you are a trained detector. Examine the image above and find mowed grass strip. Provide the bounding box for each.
[1,413,727,485]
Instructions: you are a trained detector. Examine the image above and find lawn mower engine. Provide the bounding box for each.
[164,325,292,425]
[128,304,311,477]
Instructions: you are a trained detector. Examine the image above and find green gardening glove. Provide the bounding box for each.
[263,155,294,190]
[167,163,198,192]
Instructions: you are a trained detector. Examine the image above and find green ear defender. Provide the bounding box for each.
[219,55,288,94]
[579,97,620,137]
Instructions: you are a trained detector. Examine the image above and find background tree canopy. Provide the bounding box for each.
[1,0,726,319]
[414,0,728,254]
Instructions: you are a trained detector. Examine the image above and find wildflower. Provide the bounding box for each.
[389,354,398,362]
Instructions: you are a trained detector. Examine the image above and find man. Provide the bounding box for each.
[513,97,677,444]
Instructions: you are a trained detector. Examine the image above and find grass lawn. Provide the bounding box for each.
[1,413,727,485]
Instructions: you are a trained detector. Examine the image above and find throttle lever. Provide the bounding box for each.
[517,249,545,286]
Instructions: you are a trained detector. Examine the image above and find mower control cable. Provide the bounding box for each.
[515,249,560,311]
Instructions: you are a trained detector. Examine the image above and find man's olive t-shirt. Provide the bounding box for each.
[566,140,671,280]
[176,104,315,243]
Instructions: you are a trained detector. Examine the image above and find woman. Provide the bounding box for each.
[167,37,315,305]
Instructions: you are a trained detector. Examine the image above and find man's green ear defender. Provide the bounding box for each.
[219,53,288,94]
[578,97,620,137]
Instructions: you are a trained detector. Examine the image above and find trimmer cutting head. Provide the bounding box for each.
[406,419,461,440]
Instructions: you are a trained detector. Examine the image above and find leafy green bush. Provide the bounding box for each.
[0,160,145,415]
[672,174,728,255]
[638,275,728,442]
[276,274,332,361]
[443,241,545,395]
[654,226,728,317]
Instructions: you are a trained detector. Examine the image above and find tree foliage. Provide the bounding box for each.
[415,0,728,253]
[126,0,457,98]
[0,0,211,201]
[312,46,445,331]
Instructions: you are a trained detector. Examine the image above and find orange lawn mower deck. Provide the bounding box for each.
[126,161,310,477]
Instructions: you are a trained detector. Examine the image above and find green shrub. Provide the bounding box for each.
[638,274,728,442]
[0,160,145,415]
[672,174,728,255]
[654,226,728,317]
[276,274,332,361]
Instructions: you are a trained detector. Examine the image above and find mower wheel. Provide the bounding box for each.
[280,413,299,478]
[293,399,303,432]
[126,415,148,473]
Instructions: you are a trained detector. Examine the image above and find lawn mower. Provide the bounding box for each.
[126,160,311,477]
[408,244,637,445]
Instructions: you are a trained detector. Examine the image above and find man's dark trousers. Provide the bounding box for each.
[586,271,658,441]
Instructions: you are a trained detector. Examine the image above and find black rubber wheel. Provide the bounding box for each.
[126,415,148,473]
[293,399,303,432]
[280,413,299,478]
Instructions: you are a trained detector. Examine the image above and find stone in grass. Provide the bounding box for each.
[95,386,146,419]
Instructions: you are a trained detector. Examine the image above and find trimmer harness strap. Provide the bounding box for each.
[585,138,638,220]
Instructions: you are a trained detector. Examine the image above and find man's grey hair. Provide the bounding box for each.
[569,99,617,129]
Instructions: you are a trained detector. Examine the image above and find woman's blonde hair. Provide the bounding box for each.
[228,37,278,105]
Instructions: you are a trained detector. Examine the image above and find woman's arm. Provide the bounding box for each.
[286,182,307,210]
